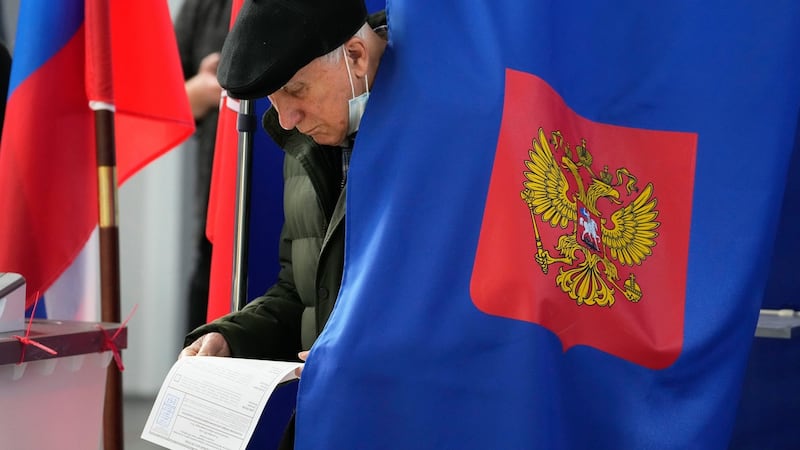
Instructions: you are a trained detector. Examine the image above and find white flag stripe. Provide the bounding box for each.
[44,227,100,321]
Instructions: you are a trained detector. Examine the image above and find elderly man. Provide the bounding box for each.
[181,0,386,374]
[180,0,386,446]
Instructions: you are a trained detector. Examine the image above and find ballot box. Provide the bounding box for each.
[0,320,127,450]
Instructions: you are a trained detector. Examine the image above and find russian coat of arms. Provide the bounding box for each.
[520,127,659,307]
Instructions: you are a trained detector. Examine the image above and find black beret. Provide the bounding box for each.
[218,0,368,100]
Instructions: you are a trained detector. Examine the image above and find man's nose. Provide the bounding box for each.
[270,96,302,131]
[277,108,302,130]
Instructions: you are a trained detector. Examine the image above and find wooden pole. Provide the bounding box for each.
[85,0,123,446]
[94,106,123,450]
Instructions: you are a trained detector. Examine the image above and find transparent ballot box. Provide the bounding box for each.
[0,320,127,450]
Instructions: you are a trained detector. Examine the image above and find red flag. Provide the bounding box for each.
[90,0,196,184]
[0,0,194,311]
[471,69,696,369]
[206,0,246,322]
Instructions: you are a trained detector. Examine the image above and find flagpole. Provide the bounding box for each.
[94,105,124,450]
[231,99,255,312]
[85,1,123,448]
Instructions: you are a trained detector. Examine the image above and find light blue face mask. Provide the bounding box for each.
[343,47,370,136]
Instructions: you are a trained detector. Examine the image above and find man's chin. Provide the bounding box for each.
[310,133,344,147]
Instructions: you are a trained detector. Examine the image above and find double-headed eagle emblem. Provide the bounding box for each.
[520,128,659,307]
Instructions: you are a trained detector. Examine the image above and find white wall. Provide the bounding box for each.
[0,0,18,49]
[119,137,197,396]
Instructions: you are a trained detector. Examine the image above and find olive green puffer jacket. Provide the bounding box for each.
[184,107,346,360]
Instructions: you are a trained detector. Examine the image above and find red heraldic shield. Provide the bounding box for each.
[471,69,697,369]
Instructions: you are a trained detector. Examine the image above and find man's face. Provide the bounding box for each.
[268,55,352,146]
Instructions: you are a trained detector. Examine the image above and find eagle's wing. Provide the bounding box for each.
[601,182,659,266]
[522,128,575,228]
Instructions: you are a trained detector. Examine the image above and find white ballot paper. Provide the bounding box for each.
[141,356,302,450]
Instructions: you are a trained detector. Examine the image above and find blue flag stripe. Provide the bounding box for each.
[9,0,83,94]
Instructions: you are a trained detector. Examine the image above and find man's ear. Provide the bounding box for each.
[344,37,369,78]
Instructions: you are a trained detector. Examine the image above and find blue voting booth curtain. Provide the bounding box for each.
[730,127,800,450]
[247,380,299,450]
[244,97,285,302]
[294,1,800,449]
[243,1,800,448]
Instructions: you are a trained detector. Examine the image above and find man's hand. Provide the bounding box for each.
[185,52,222,119]
[179,332,231,359]
[295,351,309,377]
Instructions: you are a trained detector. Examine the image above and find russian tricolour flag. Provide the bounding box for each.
[0,0,194,320]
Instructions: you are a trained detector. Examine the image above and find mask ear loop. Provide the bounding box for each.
[343,47,356,99]
[343,47,369,97]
